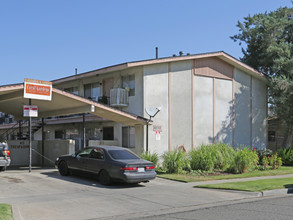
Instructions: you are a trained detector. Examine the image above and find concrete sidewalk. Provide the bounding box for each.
[1,168,293,220]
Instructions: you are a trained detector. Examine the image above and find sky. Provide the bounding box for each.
[0,0,292,86]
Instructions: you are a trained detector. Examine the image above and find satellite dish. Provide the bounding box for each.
[145,106,160,117]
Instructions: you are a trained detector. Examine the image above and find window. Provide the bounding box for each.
[122,75,135,96]
[122,126,135,148]
[65,129,79,139]
[268,131,276,142]
[108,150,139,160]
[77,148,92,158]
[89,148,104,160]
[64,87,79,95]
[84,82,101,100]
[55,130,65,139]
[103,127,114,140]
[86,128,102,140]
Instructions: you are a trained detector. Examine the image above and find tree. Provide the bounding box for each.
[231,5,293,148]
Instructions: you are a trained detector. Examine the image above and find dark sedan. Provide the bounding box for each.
[55,146,156,185]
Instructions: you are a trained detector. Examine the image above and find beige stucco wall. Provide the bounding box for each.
[214,78,233,145]
[252,77,267,149]
[170,61,193,151]
[8,140,40,166]
[143,63,169,156]
[44,57,268,155]
[42,140,75,166]
[7,139,74,167]
[194,75,213,146]
[234,68,251,146]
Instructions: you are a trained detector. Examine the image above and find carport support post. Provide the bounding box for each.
[29,99,32,173]
[83,113,86,148]
[42,118,44,167]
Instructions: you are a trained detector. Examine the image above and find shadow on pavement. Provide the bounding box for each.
[41,169,146,190]
[284,184,293,193]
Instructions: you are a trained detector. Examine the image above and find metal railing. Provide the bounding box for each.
[0,119,42,142]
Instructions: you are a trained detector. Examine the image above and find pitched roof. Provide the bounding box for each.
[52,51,267,84]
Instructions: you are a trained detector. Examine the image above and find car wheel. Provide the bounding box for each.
[0,166,6,172]
[58,161,69,176]
[99,170,111,185]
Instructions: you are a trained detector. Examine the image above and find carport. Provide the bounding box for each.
[0,84,147,125]
[0,83,149,170]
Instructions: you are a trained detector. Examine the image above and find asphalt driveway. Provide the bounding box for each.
[0,168,259,220]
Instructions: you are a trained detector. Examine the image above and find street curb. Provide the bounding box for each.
[195,187,293,197]
[261,187,293,197]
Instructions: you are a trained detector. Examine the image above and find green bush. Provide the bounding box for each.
[215,143,235,171]
[162,149,190,173]
[229,147,259,174]
[189,144,235,172]
[277,148,293,166]
[257,149,273,165]
[140,151,159,167]
[269,153,282,169]
[261,156,269,169]
[190,145,214,171]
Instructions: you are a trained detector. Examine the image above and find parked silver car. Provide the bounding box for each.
[0,142,11,171]
[55,146,156,185]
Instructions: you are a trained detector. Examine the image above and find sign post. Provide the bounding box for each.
[28,99,32,173]
[23,79,52,172]
[24,101,39,172]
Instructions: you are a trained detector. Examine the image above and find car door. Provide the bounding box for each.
[69,148,92,171]
[86,148,105,174]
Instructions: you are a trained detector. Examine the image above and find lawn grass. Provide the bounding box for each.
[0,203,13,220]
[195,177,293,192]
[157,166,293,183]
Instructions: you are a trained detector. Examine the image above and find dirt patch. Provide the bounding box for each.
[2,176,24,183]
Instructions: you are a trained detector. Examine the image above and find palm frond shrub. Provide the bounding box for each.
[189,145,215,171]
[228,147,259,174]
[215,143,236,171]
[140,151,159,167]
[189,144,235,172]
[162,149,190,173]
[277,148,293,166]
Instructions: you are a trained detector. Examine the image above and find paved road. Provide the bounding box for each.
[134,195,293,220]
[0,168,259,220]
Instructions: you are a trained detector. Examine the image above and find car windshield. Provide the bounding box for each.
[108,150,139,160]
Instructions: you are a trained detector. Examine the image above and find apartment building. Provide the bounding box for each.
[0,51,268,158]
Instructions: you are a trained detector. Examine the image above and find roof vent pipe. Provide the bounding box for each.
[75,68,78,75]
[155,47,158,59]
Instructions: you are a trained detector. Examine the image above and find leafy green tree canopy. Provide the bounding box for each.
[231,5,293,147]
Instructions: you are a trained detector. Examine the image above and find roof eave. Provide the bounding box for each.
[52,51,267,85]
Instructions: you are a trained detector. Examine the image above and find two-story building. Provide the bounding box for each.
[0,51,268,161]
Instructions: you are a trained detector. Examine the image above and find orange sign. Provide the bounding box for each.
[24,78,52,101]
[24,78,52,85]
[25,83,51,96]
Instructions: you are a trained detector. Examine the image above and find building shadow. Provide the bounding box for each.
[207,83,264,149]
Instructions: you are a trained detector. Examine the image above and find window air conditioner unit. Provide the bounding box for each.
[110,88,129,107]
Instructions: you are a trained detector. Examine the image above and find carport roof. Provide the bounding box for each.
[0,84,148,126]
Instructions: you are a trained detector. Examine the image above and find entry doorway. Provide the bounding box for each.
[103,127,114,140]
